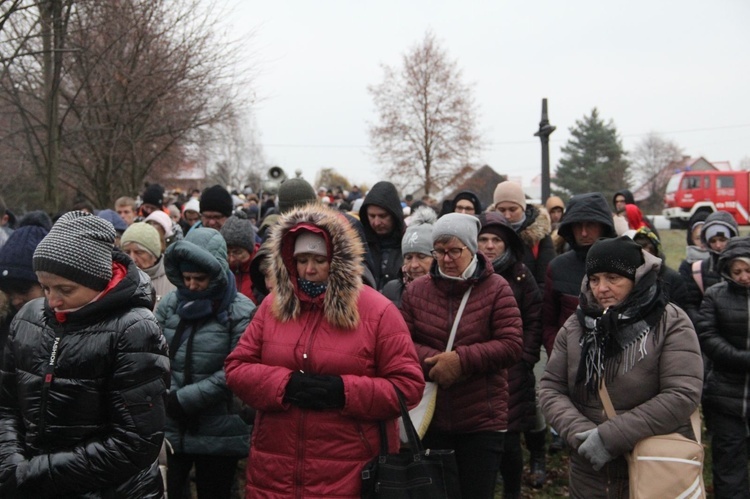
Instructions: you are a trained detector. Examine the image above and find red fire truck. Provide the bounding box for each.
[663,170,750,227]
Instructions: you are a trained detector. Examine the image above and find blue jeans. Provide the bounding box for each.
[422,430,505,499]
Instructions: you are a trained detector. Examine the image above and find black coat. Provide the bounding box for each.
[0,252,170,498]
[697,237,750,418]
[359,182,406,291]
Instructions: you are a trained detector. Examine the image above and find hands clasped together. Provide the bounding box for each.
[284,371,345,410]
[575,428,614,471]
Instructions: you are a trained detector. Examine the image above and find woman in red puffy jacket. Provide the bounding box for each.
[225,204,424,498]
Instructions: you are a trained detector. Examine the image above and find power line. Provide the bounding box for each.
[259,123,750,149]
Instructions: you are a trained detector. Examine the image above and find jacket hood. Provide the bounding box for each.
[270,204,364,329]
[613,189,635,207]
[478,211,524,262]
[700,211,739,248]
[164,227,229,292]
[518,205,551,245]
[558,192,616,247]
[718,236,750,276]
[358,181,405,240]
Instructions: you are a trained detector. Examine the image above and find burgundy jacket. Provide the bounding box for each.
[401,253,523,433]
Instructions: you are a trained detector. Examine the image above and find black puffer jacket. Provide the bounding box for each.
[697,236,750,418]
[359,181,405,291]
[479,212,543,432]
[0,251,170,498]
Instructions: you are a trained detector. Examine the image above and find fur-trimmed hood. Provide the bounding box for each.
[518,205,551,246]
[268,204,364,329]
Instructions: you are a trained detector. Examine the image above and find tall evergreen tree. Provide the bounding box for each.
[554,108,630,203]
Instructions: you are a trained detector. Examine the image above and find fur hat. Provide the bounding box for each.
[278,178,318,214]
[586,236,644,281]
[0,211,52,290]
[142,183,164,207]
[294,231,328,257]
[220,215,256,253]
[402,206,437,256]
[33,211,115,291]
[432,213,481,255]
[200,185,233,217]
[121,222,162,258]
[493,181,527,210]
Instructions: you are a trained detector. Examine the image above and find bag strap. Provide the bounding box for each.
[599,381,701,444]
[379,386,425,457]
[692,260,704,294]
[445,287,472,352]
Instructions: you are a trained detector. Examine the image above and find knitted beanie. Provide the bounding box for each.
[220,215,257,252]
[142,183,165,207]
[145,210,174,238]
[121,222,162,258]
[200,185,233,217]
[452,191,482,214]
[432,213,481,255]
[294,231,328,257]
[402,206,437,256]
[278,178,317,214]
[0,211,52,288]
[493,181,527,210]
[704,222,738,242]
[33,211,115,291]
[586,236,644,281]
[182,198,200,214]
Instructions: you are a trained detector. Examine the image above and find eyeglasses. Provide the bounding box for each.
[454,205,475,214]
[201,213,227,222]
[431,246,467,260]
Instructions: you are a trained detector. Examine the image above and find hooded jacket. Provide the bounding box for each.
[680,210,739,323]
[156,228,254,456]
[358,181,406,290]
[0,251,169,498]
[540,251,703,497]
[401,251,524,433]
[224,205,423,499]
[543,192,616,356]
[478,212,543,431]
[516,205,555,290]
[697,236,750,418]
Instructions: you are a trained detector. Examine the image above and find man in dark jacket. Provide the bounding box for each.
[359,181,406,291]
[542,192,616,356]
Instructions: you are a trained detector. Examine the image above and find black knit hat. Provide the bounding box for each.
[0,211,52,291]
[33,211,115,291]
[278,178,317,214]
[200,185,233,217]
[586,235,644,281]
[453,191,482,214]
[220,215,256,252]
[142,183,165,207]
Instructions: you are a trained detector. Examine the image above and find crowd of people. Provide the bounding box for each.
[0,177,746,498]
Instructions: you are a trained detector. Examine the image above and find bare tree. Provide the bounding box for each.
[206,112,267,192]
[0,0,250,210]
[631,132,683,213]
[368,31,482,196]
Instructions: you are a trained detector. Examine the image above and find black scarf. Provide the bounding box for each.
[575,270,667,396]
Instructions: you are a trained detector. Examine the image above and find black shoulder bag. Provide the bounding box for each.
[361,386,462,499]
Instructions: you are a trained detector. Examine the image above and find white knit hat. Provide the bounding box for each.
[294,231,328,257]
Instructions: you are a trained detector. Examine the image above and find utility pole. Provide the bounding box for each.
[534,98,556,203]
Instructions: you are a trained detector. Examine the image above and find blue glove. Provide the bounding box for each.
[575,428,613,471]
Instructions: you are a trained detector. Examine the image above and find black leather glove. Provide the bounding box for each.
[166,391,200,434]
[284,372,345,410]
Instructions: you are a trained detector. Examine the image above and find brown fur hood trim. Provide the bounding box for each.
[519,205,551,247]
[268,204,364,329]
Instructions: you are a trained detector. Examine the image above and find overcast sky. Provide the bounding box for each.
[223,0,749,191]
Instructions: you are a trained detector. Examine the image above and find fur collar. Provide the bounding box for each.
[268,205,364,329]
[519,205,551,246]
